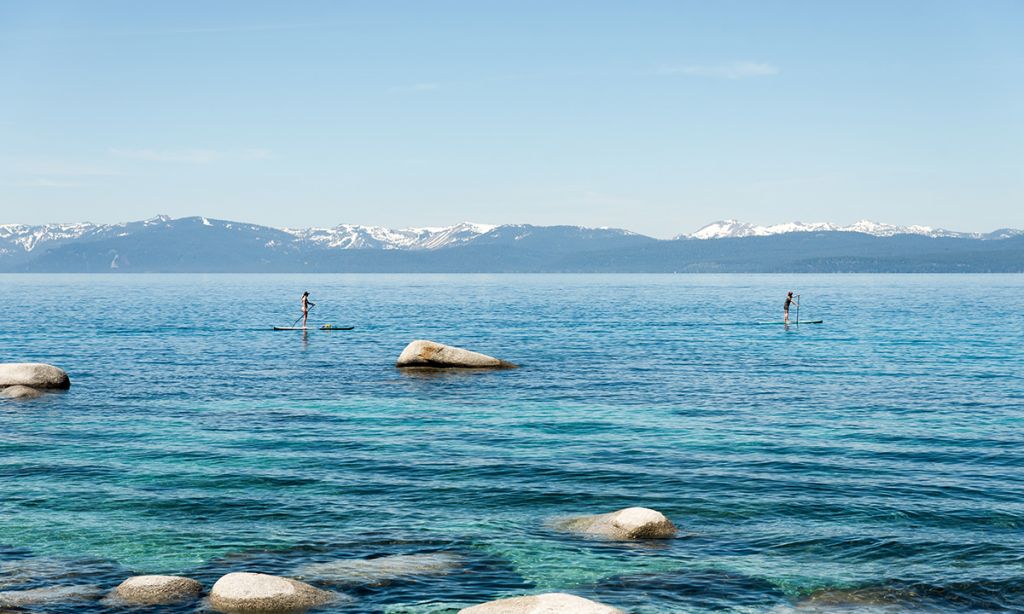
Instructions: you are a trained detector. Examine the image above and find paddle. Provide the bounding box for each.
[796,293,801,327]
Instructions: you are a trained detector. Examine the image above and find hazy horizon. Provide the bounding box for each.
[2,1,1021,237]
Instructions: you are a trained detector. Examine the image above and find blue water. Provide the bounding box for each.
[1,274,1022,613]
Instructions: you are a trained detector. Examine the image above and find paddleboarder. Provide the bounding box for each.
[301,291,315,329]
[784,291,798,324]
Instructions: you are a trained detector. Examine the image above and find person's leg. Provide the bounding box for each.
[303,310,308,329]
[784,308,789,324]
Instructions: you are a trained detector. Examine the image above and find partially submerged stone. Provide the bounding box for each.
[0,584,102,607]
[112,575,203,605]
[209,572,334,613]
[0,385,44,400]
[459,592,624,614]
[0,363,70,390]
[0,557,102,589]
[298,553,461,585]
[796,586,913,609]
[555,507,677,540]
[396,340,516,369]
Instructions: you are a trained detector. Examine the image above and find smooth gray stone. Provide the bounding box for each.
[209,572,335,613]
[396,340,516,369]
[0,363,70,390]
[554,506,678,540]
[111,575,203,605]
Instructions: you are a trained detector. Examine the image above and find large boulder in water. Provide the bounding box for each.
[111,575,203,605]
[1,385,44,400]
[396,340,516,369]
[555,507,677,540]
[0,363,70,390]
[209,572,334,612]
[459,592,624,614]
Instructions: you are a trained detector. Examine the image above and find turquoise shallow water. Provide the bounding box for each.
[1,274,1022,612]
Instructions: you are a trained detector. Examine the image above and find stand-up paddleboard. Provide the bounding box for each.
[272,325,355,331]
[755,320,823,325]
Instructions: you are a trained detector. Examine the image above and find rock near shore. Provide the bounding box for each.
[396,340,516,369]
[555,506,678,540]
[112,575,203,605]
[209,572,334,613]
[459,592,624,614]
[0,363,70,390]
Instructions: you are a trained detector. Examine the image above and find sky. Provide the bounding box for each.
[0,1,1021,238]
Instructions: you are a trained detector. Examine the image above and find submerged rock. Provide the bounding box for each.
[0,363,70,390]
[396,340,516,369]
[111,575,203,605]
[459,592,624,614]
[555,507,678,540]
[0,385,44,400]
[209,572,334,612]
[297,552,461,585]
[795,586,915,610]
[0,557,107,589]
[0,584,102,607]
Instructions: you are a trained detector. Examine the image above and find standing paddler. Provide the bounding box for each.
[784,291,799,324]
[301,291,315,329]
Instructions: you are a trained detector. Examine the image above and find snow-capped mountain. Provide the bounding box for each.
[681,219,1019,240]
[1,215,1021,273]
[283,222,496,250]
[0,221,110,254]
[0,217,499,255]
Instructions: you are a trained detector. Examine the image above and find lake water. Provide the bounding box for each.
[1,274,1022,613]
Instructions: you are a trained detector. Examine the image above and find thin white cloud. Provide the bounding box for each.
[658,61,780,79]
[390,82,441,93]
[110,148,272,163]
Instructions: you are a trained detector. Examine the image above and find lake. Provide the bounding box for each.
[1,274,1022,612]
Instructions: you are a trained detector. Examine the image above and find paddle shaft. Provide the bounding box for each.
[796,294,801,326]
[290,302,316,327]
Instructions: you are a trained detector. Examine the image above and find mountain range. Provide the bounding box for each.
[1,215,1021,273]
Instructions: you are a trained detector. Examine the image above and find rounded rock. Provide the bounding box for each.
[556,506,677,540]
[396,340,516,369]
[113,575,203,605]
[1,385,44,400]
[209,572,334,613]
[459,592,624,614]
[0,363,70,390]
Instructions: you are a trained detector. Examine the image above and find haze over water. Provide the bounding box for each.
[1,274,1022,612]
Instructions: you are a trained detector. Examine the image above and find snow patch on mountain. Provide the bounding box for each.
[0,222,106,252]
[681,219,1008,240]
[283,222,496,250]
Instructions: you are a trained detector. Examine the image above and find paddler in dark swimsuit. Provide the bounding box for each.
[784,291,798,324]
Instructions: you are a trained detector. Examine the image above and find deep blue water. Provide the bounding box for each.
[1,274,1022,613]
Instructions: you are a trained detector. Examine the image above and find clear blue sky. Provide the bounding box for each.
[1,1,1021,237]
